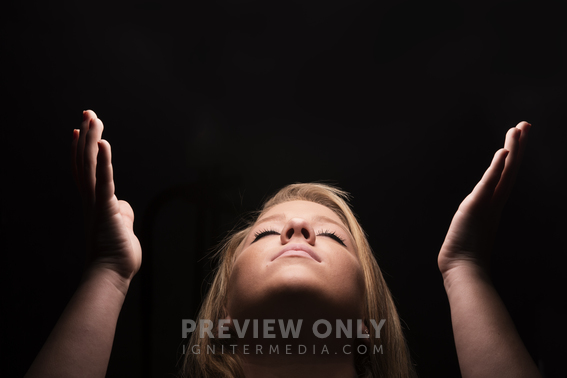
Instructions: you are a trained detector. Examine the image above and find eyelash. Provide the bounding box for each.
[252,228,346,246]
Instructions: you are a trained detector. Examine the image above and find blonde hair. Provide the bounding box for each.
[180,183,415,377]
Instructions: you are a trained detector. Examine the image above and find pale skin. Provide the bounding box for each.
[25,110,142,378]
[438,121,541,378]
[24,112,540,377]
[226,200,366,378]
[227,200,365,325]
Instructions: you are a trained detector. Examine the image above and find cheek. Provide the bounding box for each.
[225,251,269,313]
[326,255,366,299]
[227,253,260,295]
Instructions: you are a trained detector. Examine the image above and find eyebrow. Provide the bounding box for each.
[255,213,352,237]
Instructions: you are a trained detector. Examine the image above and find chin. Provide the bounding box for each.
[228,267,360,321]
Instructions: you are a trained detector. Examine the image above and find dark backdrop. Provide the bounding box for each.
[2,0,566,377]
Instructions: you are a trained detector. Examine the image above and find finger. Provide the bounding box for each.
[84,118,105,207]
[468,148,510,208]
[71,129,80,188]
[512,122,531,190]
[503,125,521,152]
[493,121,531,207]
[515,121,531,168]
[84,109,98,118]
[95,139,116,206]
[77,110,97,192]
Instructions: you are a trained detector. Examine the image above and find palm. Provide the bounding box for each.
[88,197,142,279]
[73,110,142,280]
[438,195,501,272]
[438,122,531,276]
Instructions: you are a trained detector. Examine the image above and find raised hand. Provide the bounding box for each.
[437,121,542,378]
[72,110,141,283]
[438,121,531,277]
[25,111,143,378]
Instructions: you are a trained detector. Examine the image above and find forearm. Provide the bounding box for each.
[25,266,130,378]
[443,265,541,378]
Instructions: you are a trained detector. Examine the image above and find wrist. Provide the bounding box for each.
[441,262,492,292]
[82,264,132,297]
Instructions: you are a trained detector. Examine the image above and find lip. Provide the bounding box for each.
[272,243,321,263]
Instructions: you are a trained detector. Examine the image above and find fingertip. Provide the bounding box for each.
[88,117,104,133]
[83,111,100,131]
[98,138,110,146]
[97,138,109,150]
[495,148,509,161]
[517,121,532,135]
[97,139,112,158]
[506,127,521,141]
[83,109,98,119]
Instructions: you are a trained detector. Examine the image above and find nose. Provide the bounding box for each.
[280,218,316,245]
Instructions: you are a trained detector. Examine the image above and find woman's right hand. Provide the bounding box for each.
[437,121,530,279]
[72,110,141,285]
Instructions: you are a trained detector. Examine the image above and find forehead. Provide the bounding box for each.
[258,200,345,226]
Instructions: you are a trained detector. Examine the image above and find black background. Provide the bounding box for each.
[2,0,566,377]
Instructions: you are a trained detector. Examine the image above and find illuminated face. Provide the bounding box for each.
[226,200,365,322]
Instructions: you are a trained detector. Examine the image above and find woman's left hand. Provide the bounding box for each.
[438,121,531,278]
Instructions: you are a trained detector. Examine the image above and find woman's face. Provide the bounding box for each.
[226,200,365,322]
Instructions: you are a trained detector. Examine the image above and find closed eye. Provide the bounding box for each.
[317,230,346,246]
[252,229,280,243]
[251,228,347,247]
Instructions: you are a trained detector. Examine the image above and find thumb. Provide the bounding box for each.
[119,200,135,230]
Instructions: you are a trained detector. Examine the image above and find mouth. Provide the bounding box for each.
[272,243,321,263]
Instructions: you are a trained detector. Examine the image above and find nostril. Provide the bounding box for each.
[301,229,309,239]
[286,228,294,239]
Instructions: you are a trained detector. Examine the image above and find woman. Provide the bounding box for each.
[24,110,541,377]
[182,183,414,377]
